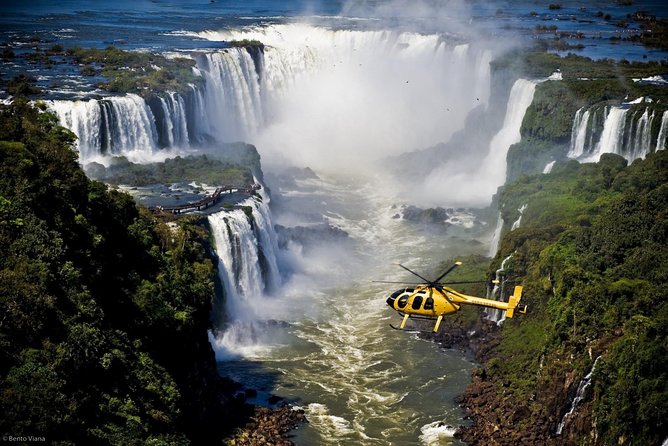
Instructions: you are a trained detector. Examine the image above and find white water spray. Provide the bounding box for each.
[568,107,590,159]
[191,23,494,173]
[424,78,536,207]
[656,110,668,152]
[569,103,663,163]
[556,356,602,435]
[486,253,513,324]
[207,187,281,359]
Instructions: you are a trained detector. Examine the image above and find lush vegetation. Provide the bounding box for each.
[229,40,265,49]
[85,151,258,187]
[479,150,668,445]
[66,46,203,97]
[0,99,238,443]
[492,50,668,80]
[503,53,668,182]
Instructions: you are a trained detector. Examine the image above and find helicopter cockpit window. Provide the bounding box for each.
[411,295,423,310]
[424,297,434,310]
[391,289,404,299]
[397,294,409,308]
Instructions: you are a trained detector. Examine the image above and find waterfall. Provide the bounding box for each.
[186,83,211,142]
[207,185,281,358]
[625,108,655,161]
[656,110,668,151]
[198,49,264,142]
[485,254,513,325]
[48,94,160,161]
[486,204,524,323]
[568,104,664,164]
[567,107,590,159]
[592,106,629,161]
[157,92,190,148]
[47,23,496,169]
[556,356,602,435]
[510,204,528,231]
[488,213,503,258]
[542,160,555,174]
[192,23,495,167]
[482,79,536,187]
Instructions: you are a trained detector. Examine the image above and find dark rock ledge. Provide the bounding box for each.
[224,405,307,446]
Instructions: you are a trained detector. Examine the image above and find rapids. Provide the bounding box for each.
[210,173,489,445]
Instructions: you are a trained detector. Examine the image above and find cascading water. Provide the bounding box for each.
[483,79,536,181]
[486,204,525,323]
[190,23,495,171]
[510,203,528,231]
[567,107,591,159]
[488,213,503,258]
[46,92,204,162]
[542,160,556,174]
[48,94,159,160]
[486,254,513,325]
[197,49,265,142]
[592,106,629,161]
[655,110,668,152]
[207,186,281,358]
[556,356,602,435]
[568,102,666,163]
[157,92,190,148]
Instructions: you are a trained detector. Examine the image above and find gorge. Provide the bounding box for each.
[1,1,667,445]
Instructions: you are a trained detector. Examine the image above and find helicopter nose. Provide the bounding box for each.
[386,296,396,308]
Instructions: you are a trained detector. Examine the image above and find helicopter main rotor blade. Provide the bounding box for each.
[372,280,426,285]
[396,263,432,284]
[437,280,490,285]
[431,261,462,284]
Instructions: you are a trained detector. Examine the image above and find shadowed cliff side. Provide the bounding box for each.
[0,97,258,443]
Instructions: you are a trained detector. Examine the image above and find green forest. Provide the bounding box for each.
[468,151,668,444]
[0,98,239,444]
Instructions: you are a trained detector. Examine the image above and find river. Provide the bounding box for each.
[211,172,491,445]
[2,1,666,444]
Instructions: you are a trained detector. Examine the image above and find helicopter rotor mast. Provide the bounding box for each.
[431,261,462,284]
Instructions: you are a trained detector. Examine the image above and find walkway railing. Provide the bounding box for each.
[151,183,261,214]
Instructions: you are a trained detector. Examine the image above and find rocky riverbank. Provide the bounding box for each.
[424,320,557,445]
[224,405,307,446]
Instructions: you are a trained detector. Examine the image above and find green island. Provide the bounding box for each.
[66,46,204,97]
[84,143,262,187]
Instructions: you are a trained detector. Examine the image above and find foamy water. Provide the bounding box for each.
[215,174,489,445]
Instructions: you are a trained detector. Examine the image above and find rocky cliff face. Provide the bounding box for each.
[445,149,668,446]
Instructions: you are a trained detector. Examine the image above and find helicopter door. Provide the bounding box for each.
[424,297,434,310]
[411,295,423,310]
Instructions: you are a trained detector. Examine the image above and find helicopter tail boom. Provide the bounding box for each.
[505,286,526,318]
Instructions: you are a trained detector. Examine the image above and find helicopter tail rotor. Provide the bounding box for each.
[505,285,526,318]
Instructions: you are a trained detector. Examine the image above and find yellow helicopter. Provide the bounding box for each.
[380,261,526,332]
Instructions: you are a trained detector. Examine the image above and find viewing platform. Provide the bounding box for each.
[150,183,261,214]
